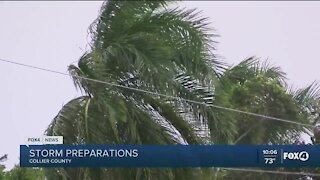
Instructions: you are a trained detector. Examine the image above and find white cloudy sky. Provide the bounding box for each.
[0,1,320,170]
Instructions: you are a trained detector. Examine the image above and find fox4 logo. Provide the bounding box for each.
[283,151,309,162]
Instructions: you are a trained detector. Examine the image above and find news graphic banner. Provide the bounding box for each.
[20,144,320,167]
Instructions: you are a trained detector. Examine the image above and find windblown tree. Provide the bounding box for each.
[290,82,320,143]
[45,0,225,179]
[214,58,310,144]
[44,0,320,179]
[288,82,320,180]
[215,58,320,179]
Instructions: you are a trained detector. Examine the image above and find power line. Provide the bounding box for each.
[0,58,314,128]
[222,168,320,177]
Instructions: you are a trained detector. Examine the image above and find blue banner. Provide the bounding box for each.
[20,145,320,167]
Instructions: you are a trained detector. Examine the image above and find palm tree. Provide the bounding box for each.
[45,0,225,179]
[287,82,320,180]
[44,1,320,179]
[289,82,320,143]
[213,58,319,179]
[215,57,311,144]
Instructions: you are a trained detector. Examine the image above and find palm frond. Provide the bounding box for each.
[289,82,320,127]
[85,2,224,91]
[143,95,204,144]
[46,96,89,144]
[0,154,7,163]
[223,57,287,85]
[89,1,172,49]
[291,82,320,104]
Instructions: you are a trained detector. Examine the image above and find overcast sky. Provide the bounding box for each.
[1,1,320,170]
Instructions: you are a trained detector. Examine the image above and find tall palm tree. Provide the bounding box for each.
[44,1,319,179]
[45,0,225,179]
